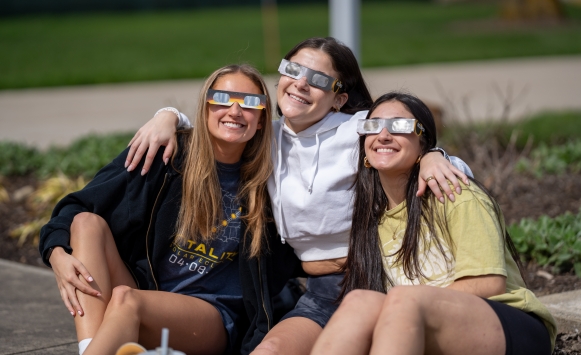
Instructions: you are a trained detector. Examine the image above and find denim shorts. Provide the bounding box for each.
[280,273,343,328]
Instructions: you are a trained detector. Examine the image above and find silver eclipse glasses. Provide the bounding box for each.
[357,118,425,136]
[278,59,344,93]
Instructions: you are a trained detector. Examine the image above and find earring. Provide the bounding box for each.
[364,156,372,168]
[332,106,340,113]
[415,155,422,164]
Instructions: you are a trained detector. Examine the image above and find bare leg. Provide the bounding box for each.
[311,290,385,355]
[83,286,227,355]
[370,285,505,355]
[69,213,137,340]
[251,317,322,355]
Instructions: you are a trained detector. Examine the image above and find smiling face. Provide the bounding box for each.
[364,100,422,177]
[277,48,348,133]
[207,72,264,163]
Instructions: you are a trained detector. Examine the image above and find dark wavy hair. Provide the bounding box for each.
[276,37,373,116]
[340,91,523,298]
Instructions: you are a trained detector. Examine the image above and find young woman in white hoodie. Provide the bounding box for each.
[125,37,472,355]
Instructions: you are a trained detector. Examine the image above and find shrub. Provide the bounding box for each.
[516,139,581,177]
[508,209,581,277]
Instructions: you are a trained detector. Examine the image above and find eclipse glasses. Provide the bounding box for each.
[278,59,344,93]
[206,89,266,110]
[357,118,425,136]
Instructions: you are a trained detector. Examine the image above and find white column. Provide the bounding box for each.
[329,0,361,63]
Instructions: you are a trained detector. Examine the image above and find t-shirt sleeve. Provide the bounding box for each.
[446,193,507,280]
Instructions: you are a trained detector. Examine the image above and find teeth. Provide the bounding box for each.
[223,122,243,128]
[289,94,308,104]
[376,148,395,153]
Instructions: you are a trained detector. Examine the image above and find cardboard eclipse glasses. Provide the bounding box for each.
[278,59,344,93]
[206,89,267,110]
[357,118,425,136]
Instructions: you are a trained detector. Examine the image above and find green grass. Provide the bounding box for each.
[1,2,581,89]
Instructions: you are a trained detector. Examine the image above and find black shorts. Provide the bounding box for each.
[483,298,552,355]
[280,273,343,328]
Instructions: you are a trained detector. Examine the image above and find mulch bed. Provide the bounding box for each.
[1,172,581,354]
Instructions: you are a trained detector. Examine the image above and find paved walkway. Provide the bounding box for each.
[0,55,580,149]
[1,56,581,353]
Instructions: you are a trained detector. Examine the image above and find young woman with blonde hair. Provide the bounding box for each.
[39,64,301,355]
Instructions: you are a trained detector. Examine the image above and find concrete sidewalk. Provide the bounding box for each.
[1,55,580,149]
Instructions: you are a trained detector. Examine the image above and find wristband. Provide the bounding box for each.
[154,107,180,119]
[429,147,450,162]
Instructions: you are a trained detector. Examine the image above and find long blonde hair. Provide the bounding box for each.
[175,64,273,258]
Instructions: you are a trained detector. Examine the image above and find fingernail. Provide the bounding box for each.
[71,311,75,316]
[87,276,94,282]
[439,197,445,204]
[127,165,134,172]
[97,292,102,297]
[448,194,455,202]
[124,160,129,168]
[465,179,470,185]
[164,158,169,165]
[77,310,82,315]
[456,187,462,194]
[141,169,146,176]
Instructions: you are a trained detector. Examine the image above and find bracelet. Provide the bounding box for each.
[154,107,180,119]
[429,147,451,162]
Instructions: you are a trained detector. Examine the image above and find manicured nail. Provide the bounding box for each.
[87,276,94,282]
[448,194,455,202]
[456,187,462,194]
[78,310,82,315]
[124,160,129,168]
[164,158,169,165]
[97,292,102,297]
[141,169,146,176]
[465,179,470,185]
[71,311,75,316]
[439,197,445,204]
[127,164,134,172]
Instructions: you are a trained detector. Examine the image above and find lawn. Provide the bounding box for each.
[0,2,580,89]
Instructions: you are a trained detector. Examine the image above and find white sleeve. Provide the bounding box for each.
[177,111,192,129]
[449,156,474,178]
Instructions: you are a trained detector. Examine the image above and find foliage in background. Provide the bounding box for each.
[516,139,581,177]
[0,133,133,178]
[10,174,87,246]
[1,2,581,89]
[509,209,581,277]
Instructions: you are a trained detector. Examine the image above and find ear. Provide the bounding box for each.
[335,92,348,108]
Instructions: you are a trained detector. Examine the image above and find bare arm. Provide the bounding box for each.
[126,108,190,175]
[446,274,506,299]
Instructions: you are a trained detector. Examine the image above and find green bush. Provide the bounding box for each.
[516,139,581,177]
[0,133,134,178]
[508,209,581,277]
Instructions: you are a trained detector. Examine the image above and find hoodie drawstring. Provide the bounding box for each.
[276,120,285,244]
[307,133,320,194]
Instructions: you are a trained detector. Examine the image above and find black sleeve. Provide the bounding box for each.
[38,146,168,267]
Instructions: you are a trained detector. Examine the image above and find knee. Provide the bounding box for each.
[383,285,427,311]
[71,212,107,235]
[108,285,141,314]
[340,289,384,313]
[252,337,283,355]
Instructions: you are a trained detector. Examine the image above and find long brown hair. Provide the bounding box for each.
[175,64,273,258]
[340,91,523,297]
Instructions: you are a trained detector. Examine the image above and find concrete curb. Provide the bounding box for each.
[538,289,581,334]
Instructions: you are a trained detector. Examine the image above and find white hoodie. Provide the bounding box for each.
[267,111,366,261]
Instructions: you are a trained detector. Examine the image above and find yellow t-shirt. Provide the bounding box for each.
[378,183,557,350]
